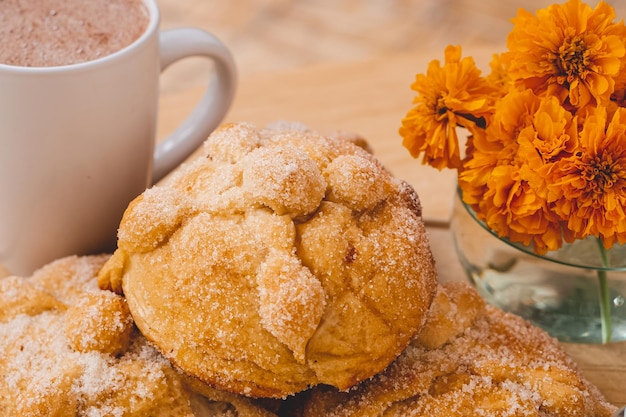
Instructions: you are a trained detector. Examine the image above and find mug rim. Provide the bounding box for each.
[0,0,160,73]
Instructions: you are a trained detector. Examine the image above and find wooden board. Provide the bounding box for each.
[2,48,624,406]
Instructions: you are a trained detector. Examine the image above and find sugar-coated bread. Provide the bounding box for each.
[98,122,438,399]
[294,282,617,417]
[0,255,278,416]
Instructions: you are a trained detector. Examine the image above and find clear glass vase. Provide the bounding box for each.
[451,190,626,343]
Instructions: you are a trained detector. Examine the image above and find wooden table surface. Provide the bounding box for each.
[1,10,625,405]
[156,47,626,406]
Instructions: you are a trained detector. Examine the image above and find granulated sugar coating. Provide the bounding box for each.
[98,121,439,399]
[0,255,280,416]
[0,0,148,67]
[298,282,618,417]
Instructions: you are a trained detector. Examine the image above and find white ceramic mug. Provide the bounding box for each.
[0,0,237,276]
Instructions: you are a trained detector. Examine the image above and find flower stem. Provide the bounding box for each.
[596,238,612,343]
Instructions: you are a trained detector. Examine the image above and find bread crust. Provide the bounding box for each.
[98,122,438,398]
[297,282,618,417]
[0,255,278,416]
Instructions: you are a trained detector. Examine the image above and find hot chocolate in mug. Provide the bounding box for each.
[0,0,237,275]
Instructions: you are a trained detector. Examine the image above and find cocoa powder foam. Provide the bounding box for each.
[0,0,149,67]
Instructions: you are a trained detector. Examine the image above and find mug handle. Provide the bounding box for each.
[152,28,237,183]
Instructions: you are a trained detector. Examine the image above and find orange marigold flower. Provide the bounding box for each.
[549,106,626,247]
[460,91,578,252]
[517,95,578,171]
[400,1,626,255]
[504,0,626,108]
[399,45,496,170]
[611,64,626,108]
[484,170,563,253]
[486,53,513,95]
[459,89,540,206]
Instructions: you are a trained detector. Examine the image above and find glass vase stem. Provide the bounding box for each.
[596,238,612,343]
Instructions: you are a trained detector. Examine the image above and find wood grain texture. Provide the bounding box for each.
[3,0,626,407]
[156,0,626,93]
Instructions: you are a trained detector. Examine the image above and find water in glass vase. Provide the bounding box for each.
[452,191,626,344]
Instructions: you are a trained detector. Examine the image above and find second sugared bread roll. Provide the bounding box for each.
[98,122,438,399]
